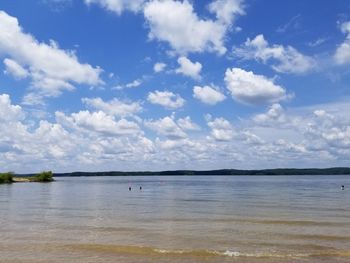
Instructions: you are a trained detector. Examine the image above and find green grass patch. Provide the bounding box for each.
[0,172,14,184]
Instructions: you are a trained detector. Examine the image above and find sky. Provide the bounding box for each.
[1,0,350,173]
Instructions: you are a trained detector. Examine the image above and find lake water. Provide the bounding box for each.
[0,175,350,263]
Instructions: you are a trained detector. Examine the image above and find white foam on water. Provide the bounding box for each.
[220,250,241,257]
[153,249,186,254]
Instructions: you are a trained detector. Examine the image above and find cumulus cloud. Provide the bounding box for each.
[0,94,80,171]
[84,0,146,14]
[177,116,200,131]
[175,56,202,80]
[0,11,102,104]
[0,94,24,122]
[225,68,290,105]
[153,62,166,73]
[234,34,316,74]
[334,21,350,65]
[193,85,226,105]
[299,108,350,159]
[56,110,141,136]
[147,90,185,109]
[82,97,142,117]
[206,115,235,141]
[248,101,350,162]
[253,103,286,124]
[240,130,264,145]
[2,92,350,172]
[144,0,244,54]
[0,94,149,172]
[208,0,245,25]
[0,95,156,172]
[144,115,187,139]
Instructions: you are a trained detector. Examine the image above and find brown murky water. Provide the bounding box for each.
[0,175,349,262]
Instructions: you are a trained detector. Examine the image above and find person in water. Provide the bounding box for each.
[341,185,345,190]
[129,186,131,191]
[140,186,142,190]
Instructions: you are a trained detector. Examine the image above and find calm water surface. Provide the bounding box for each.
[1,175,350,263]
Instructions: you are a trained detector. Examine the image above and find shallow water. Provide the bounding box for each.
[0,175,349,262]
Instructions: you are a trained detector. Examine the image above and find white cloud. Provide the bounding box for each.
[207,116,235,141]
[154,138,208,161]
[3,58,29,79]
[175,56,202,80]
[84,0,146,14]
[193,85,226,105]
[143,0,244,54]
[240,130,264,145]
[0,95,152,172]
[113,79,142,90]
[208,0,245,25]
[0,95,80,170]
[0,11,102,104]
[147,90,185,109]
[153,62,166,73]
[30,120,77,159]
[56,110,141,136]
[334,21,350,65]
[82,97,142,117]
[145,116,187,139]
[0,95,155,172]
[126,79,142,88]
[301,109,350,157]
[224,68,290,105]
[0,94,24,122]
[3,92,350,172]
[234,34,315,74]
[247,101,350,162]
[177,116,200,131]
[252,103,302,130]
[253,103,286,124]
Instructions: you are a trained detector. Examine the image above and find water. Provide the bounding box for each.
[0,175,349,263]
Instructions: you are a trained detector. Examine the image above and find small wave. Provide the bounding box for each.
[69,244,350,259]
[153,249,250,257]
[153,249,186,254]
[218,250,241,257]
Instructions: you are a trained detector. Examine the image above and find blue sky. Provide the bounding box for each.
[1,0,350,173]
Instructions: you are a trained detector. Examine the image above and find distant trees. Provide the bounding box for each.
[0,171,54,184]
[54,167,350,177]
[32,171,54,182]
[0,172,14,184]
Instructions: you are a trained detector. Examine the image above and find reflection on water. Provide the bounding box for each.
[0,175,349,262]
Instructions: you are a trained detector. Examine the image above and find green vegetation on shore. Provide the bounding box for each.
[0,171,54,184]
[0,172,14,184]
[31,171,54,182]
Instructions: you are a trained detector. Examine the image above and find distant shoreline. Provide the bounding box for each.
[17,167,350,177]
